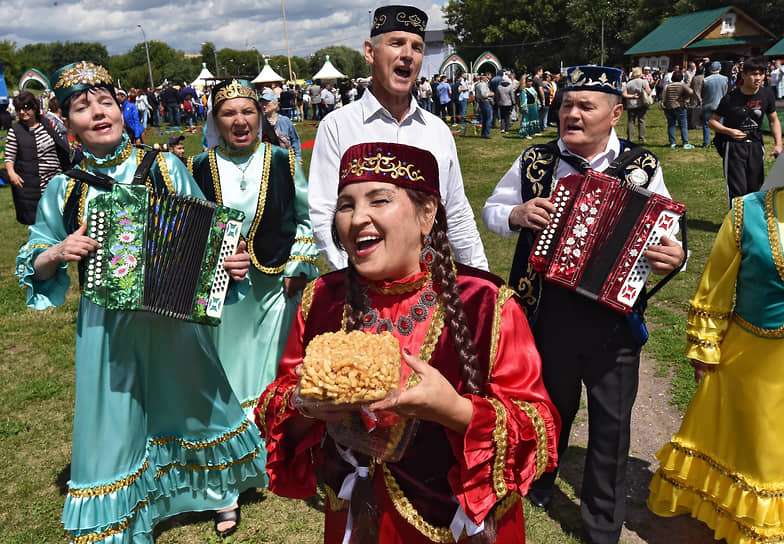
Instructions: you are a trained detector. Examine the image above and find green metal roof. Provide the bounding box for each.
[766,38,784,56]
[625,7,731,55]
[687,34,773,49]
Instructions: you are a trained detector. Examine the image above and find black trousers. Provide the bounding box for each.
[530,284,641,544]
[723,139,765,205]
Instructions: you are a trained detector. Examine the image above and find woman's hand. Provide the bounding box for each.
[369,349,473,433]
[223,240,250,282]
[8,170,24,188]
[33,221,100,281]
[691,359,716,383]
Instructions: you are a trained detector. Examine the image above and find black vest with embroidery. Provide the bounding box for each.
[188,144,297,274]
[508,139,660,321]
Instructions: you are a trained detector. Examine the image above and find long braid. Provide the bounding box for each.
[428,205,484,396]
[343,263,366,332]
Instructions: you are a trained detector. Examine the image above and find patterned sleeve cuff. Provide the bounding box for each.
[16,242,71,310]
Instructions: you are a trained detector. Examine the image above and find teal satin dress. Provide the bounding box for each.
[16,136,267,543]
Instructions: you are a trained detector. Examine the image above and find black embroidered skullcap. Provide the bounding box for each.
[563,66,623,95]
[370,5,428,38]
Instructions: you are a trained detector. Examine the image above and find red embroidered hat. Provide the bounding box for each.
[338,142,439,197]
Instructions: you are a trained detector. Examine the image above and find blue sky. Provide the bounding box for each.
[0,0,448,57]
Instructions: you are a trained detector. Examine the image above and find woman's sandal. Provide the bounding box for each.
[214,504,241,538]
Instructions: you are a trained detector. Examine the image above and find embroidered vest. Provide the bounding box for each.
[509,140,660,320]
[189,144,297,274]
[302,265,511,534]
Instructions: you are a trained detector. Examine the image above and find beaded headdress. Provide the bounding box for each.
[51,61,114,105]
[370,5,428,38]
[338,142,439,197]
[212,79,258,110]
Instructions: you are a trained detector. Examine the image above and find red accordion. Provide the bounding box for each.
[529,170,685,314]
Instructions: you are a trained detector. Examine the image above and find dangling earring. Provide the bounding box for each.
[420,234,436,265]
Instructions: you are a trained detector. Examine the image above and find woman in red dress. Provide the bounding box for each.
[255,142,560,543]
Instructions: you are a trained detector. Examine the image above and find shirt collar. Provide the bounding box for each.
[557,129,620,169]
[360,88,424,125]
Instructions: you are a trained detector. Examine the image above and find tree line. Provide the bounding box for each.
[0,40,369,92]
[443,0,784,73]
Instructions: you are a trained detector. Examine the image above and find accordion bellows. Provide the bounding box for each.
[83,184,245,325]
[530,170,685,314]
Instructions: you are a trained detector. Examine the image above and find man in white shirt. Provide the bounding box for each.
[308,4,488,270]
[483,65,684,544]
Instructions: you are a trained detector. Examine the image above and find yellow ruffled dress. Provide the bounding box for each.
[648,187,784,544]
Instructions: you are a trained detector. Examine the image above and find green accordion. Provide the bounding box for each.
[83,184,245,325]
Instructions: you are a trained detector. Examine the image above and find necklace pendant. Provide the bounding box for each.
[240,178,247,191]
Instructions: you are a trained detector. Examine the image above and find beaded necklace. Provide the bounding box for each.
[360,272,438,336]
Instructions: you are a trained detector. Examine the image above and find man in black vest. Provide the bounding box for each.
[482,66,685,544]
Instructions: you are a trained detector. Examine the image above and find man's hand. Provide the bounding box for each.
[645,236,685,275]
[508,197,556,231]
[726,128,747,141]
[771,144,782,159]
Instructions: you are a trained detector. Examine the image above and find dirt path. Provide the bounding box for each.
[559,354,718,544]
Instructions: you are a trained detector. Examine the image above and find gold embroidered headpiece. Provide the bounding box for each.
[371,5,428,38]
[563,65,623,95]
[212,79,258,109]
[339,142,439,197]
[52,61,114,104]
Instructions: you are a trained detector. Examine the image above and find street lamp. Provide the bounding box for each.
[201,42,220,77]
[137,25,154,89]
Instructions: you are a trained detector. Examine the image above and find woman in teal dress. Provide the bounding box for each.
[519,76,541,139]
[16,62,266,543]
[188,78,318,455]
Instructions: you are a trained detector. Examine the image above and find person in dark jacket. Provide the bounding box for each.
[161,83,182,126]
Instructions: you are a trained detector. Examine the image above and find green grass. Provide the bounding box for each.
[0,108,776,543]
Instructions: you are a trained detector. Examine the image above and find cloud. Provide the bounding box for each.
[0,0,446,57]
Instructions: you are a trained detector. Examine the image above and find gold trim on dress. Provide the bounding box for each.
[77,181,89,223]
[295,236,315,244]
[247,144,274,272]
[732,196,744,250]
[288,147,297,182]
[68,459,149,498]
[688,304,731,321]
[208,148,223,204]
[155,152,175,193]
[287,255,317,265]
[324,483,348,511]
[686,333,721,349]
[405,302,446,388]
[84,139,133,168]
[300,279,317,322]
[64,178,77,206]
[186,155,195,175]
[217,139,261,158]
[766,188,784,285]
[488,286,515,375]
[489,398,509,500]
[381,463,522,542]
[654,470,784,542]
[70,495,150,544]
[668,439,784,497]
[370,269,431,295]
[150,420,250,449]
[280,385,296,423]
[732,312,784,339]
[155,448,260,478]
[256,388,275,437]
[511,400,549,479]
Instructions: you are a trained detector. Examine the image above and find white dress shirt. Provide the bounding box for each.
[308,89,489,270]
[482,130,668,238]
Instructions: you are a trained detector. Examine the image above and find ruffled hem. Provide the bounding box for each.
[648,440,784,544]
[62,418,267,543]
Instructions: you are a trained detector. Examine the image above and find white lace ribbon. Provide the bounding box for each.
[449,502,485,542]
[336,444,370,544]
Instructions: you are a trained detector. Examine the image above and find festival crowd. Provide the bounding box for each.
[5,4,784,544]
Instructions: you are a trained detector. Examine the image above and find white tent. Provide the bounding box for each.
[252,59,285,85]
[312,55,347,81]
[190,63,215,90]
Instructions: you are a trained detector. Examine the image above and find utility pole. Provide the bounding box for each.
[137,25,154,89]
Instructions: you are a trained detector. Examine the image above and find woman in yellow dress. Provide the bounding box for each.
[647,186,784,544]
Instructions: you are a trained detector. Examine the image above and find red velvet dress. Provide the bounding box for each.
[255,263,560,543]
